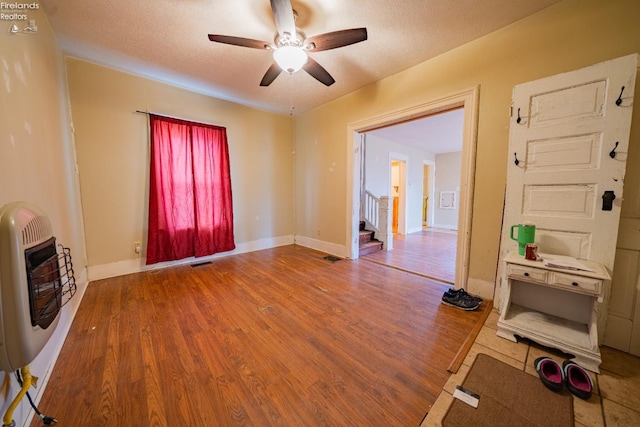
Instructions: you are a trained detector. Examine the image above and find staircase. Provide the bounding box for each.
[359,221,383,256]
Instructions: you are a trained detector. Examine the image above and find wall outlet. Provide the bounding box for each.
[133,241,142,255]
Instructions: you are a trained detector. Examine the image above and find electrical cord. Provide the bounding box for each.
[15,370,57,426]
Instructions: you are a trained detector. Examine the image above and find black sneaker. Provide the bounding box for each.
[444,288,483,304]
[441,292,480,311]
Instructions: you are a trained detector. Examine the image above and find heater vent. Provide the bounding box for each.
[22,214,51,246]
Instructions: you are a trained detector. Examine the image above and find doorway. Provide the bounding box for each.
[390,157,407,236]
[347,87,479,290]
[362,115,463,283]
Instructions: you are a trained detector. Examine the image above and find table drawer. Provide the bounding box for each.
[551,272,602,295]
[507,264,548,283]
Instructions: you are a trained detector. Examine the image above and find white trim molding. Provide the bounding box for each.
[88,235,295,281]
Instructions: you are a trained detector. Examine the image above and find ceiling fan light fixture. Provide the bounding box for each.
[273,45,308,74]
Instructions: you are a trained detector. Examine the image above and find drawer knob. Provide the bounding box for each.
[572,282,579,286]
[524,272,530,277]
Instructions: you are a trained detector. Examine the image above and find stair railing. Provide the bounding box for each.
[363,190,380,232]
[362,191,391,251]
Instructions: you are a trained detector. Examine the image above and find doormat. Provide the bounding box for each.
[443,353,573,427]
[322,255,342,263]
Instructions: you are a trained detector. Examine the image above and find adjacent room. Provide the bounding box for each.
[359,108,464,283]
[1,0,639,426]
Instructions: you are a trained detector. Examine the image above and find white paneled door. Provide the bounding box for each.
[499,54,637,346]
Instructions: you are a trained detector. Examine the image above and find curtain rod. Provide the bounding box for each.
[134,110,225,128]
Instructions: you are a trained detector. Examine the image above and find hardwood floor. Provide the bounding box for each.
[361,229,457,284]
[32,245,486,426]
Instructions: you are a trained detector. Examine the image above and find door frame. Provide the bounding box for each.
[346,86,479,290]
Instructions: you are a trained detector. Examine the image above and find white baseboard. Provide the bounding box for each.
[88,235,295,281]
[294,235,349,259]
[431,223,458,230]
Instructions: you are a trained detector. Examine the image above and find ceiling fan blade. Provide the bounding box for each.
[270,0,296,38]
[303,57,335,86]
[305,28,368,52]
[260,63,283,87]
[208,34,270,50]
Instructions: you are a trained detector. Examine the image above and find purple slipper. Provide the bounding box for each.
[563,360,593,399]
[534,357,563,391]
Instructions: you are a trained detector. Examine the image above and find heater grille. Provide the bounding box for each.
[25,239,76,329]
[22,215,50,246]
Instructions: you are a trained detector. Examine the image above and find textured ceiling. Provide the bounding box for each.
[40,0,562,116]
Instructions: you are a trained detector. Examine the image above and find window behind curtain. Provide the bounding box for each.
[146,114,235,265]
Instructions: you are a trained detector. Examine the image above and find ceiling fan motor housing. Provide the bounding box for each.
[274,28,307,49]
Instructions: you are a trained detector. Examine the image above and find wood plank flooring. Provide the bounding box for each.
[32,245,486,426]
[361,229,457,283]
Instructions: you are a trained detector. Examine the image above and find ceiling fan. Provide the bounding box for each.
[208,0,367,87]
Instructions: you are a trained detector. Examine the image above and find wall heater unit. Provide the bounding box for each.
[0,202,76,372]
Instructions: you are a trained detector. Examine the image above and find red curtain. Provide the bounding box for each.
[146,114,235,264]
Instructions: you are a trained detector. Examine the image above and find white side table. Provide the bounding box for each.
[497,252,610,373]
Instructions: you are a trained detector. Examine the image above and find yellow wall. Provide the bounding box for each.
[0,10,85,253]
[294,0,640,289]
[0,7,87,424]
[65,59,295,269]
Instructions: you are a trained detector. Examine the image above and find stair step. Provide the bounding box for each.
[359,240,383,256]
[359,229,374,244]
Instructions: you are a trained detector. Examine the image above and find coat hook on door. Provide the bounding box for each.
[616,86,625,106]
[516,108,522,124]
[609,141,619,159]
[514,152,520,166]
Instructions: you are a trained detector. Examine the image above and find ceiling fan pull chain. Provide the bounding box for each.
[289,73,295,116]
